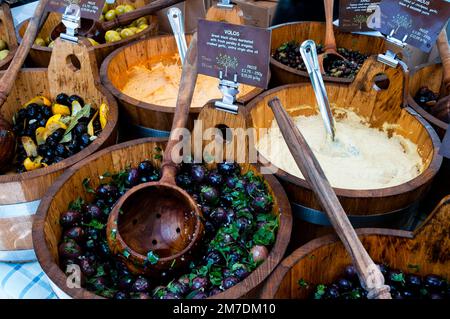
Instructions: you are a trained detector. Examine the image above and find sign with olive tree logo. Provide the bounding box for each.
[339,0,381,32]
[46,0,106,20]
[375,0,450,52]
[197,19,271,89]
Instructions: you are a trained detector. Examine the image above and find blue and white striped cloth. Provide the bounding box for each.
[0,262,56,299]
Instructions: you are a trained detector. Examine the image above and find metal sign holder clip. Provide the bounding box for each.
[217,0,234,9]
[60,3,81,43]
[377,29,407,68]
[215,71,240,114]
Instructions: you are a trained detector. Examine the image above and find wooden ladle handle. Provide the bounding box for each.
[160,32,198,184]
[268,97,391,299]
[437,29,450,95]
[102,0,186,31]
[0,0,49,107]
[323,0,337,52]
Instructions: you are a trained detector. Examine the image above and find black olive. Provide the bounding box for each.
[424,274,444,291]
[236,217,251,233]
[191,165,206,183]
[38,118,47,127]
[344,265,358,281]
[54,143,66,156]
[161,292,181,299]
[200,185,219,205]
[204,250,223,266]
[207,170,223,186]
[234,264,249,280]
[74,123,87,136]
[68,95,84,106]
[228,250,242,264]
[245,182,261,196]
[59,239,83,259]
[209,288,223,297]
[132,276,150,292]
[60,210,82,228]
[84,238,96,251]
[226,208,236,224]
[251,195,272,214]
[209,207,227,227]
[64,226,85,242]
[168,281,189,296]
[222,276,239,289]
[79,257,96,276]
[84,204,102,221]
[114,291,128,299]
[42,107,52,118]
[204,221,216,237]
[401,290,414,299]
[126,168,140,187]
[191,277,208,290]
[137,160,154,176]
[56,93,70,106]
[95,184,119,201]
[325,286,340,299]
[44,148,55,160]
[405,274,422,290]
[96,240,111,258]
[80,133,91,146]
[17,108,28,120]
[337,278,352,291]
[26,103,39,118]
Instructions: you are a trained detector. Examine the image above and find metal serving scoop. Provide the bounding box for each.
[167,7,188,63]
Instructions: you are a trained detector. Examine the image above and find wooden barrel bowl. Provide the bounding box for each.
[259,195,450,299]
[0,3,18,70]
[407,63,446,139]
[32,137,293,299]
[100,34,263,139]
[269,22,387,87]
[16,0,158,68]
[246,56,442,247]
[0,39,119,263]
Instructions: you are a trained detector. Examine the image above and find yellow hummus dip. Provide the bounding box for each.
[257,108,424,190]
[121,55,255,107]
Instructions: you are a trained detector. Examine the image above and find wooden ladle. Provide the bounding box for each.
[430,29,450,123]
[318,0,347,74]
[0,0,49,171]
[106,33,203,275]
[268,97,391,299]
[50,0,185,42]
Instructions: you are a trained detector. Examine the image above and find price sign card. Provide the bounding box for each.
[339,0,381,32]
[440,125,450,159]
[197,19,271,89]
[46,0,106,21]
[375,0,450,52]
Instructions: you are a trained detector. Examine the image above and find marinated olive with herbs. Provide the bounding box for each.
[57,161,279,298]
[6,93,109,173]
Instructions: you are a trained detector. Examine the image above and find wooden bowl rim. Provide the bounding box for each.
[99,34,263,114]
[0,68,119,186]
[245,82,443,199]
[32,137,293,299]
[407,62,447,132]
[16,18,158,53]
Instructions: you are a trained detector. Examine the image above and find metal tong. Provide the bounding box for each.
[300,40,336,141]
[167,7,188,64]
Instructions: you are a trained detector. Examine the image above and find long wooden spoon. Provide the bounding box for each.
[51,0,185,42]
[318,0,347,74]
[430,29,450,123]
[106,33,203,275]
[268,97,391,299]
[0,0,49,171]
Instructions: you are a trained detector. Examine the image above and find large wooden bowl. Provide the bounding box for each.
[269,22,387,86]
[407,62,446,139]
[100,34,263,138]
[246,56,442,246]
[0,39,119,263]
[260,195,450,298]
[32,137,292,299]
[17,0,158,67]
[0,3,18,70]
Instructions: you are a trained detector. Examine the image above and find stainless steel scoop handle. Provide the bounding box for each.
[167,7,188,64]
[300,40,336,141]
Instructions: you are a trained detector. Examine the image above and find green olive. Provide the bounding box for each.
[104,30,121,43]
[0,39,7,51]
[115,5,126,15]
[123,4,135,13]
[0,49,9,61]
[48,41,55,48]
[102,3,109,14]
[34,38,46,47]
[136,24,148,33]
[105,9,116,21]
[120,28,136,39]
[99,14,105,22]
[135,17,148,27]
[87,38,99,46]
